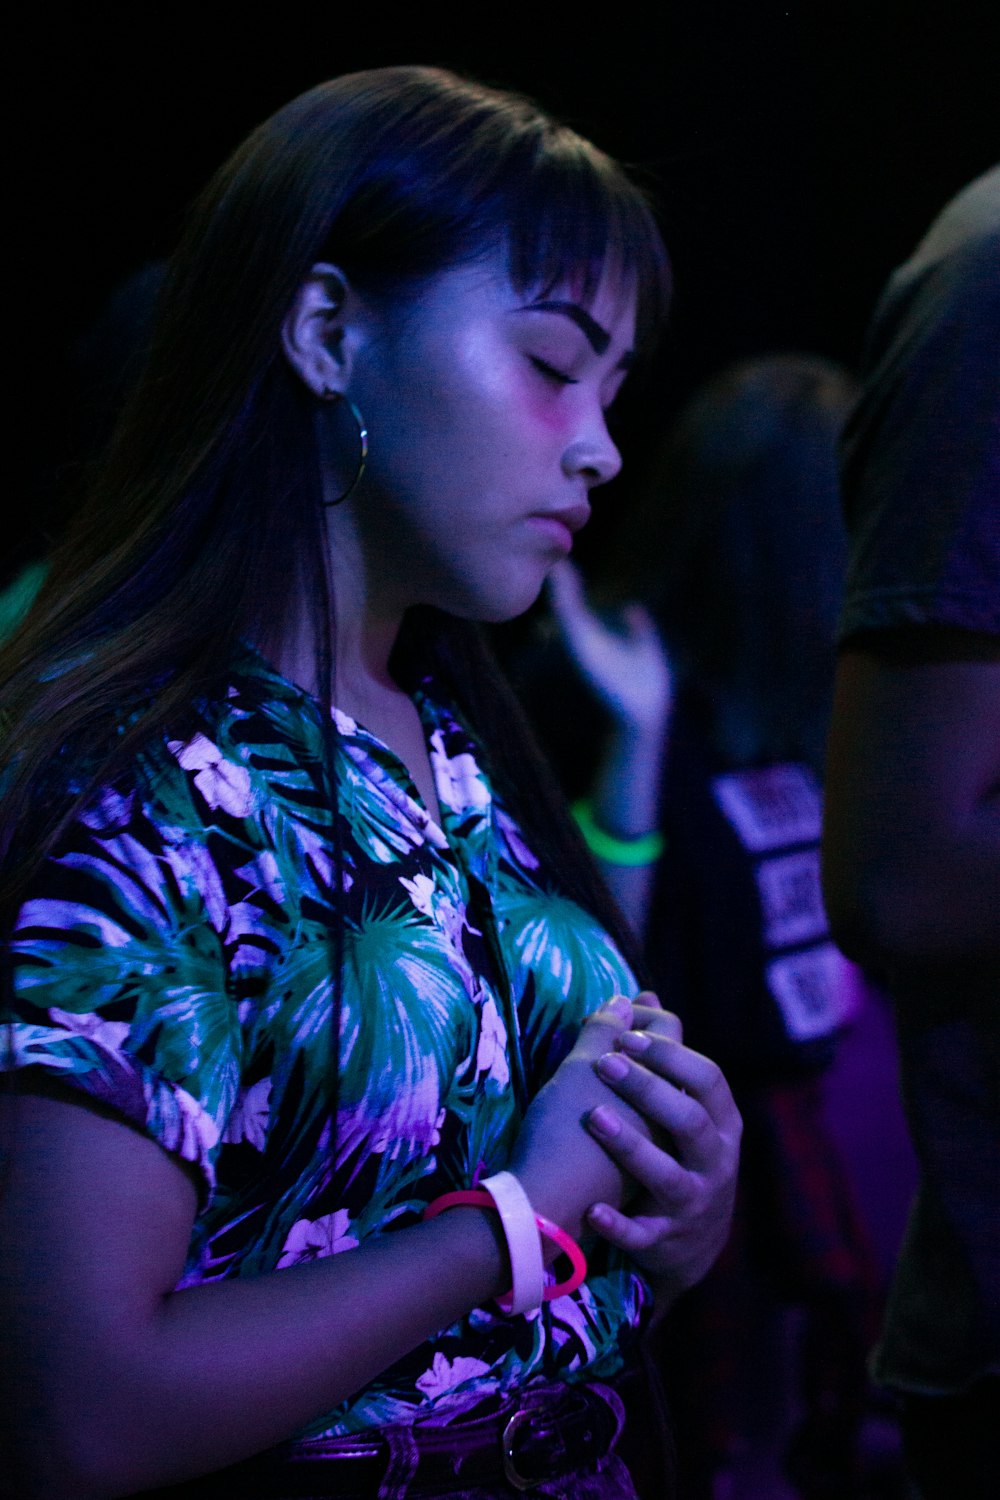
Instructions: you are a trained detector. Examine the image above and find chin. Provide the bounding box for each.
[461,577,547,625]
[435,558,548,625]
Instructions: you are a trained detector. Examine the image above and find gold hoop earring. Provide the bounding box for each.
[320,391,368,507]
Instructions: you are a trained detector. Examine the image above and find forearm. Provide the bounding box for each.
[825,766,1000,965]
[857,796,1000,962]
[588,717,667,936]
[824,644,1000,966]
[11,1207,507,1498]
[5,1009,652,1498]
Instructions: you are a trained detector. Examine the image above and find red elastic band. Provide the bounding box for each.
[422,1190,588,1302]
[533,1212,588,1300]
[423,1188,494,1219]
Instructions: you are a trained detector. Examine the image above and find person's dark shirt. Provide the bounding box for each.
[840,166,1000,645]
[837,165,1000,1395]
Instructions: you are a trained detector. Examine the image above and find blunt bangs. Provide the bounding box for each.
[305,69,671,358]
[498,132,672,361]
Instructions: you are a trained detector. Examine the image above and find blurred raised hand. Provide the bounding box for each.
[547,559,673,735]
[547,560,673,934]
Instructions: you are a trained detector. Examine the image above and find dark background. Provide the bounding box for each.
[11,1,999,570]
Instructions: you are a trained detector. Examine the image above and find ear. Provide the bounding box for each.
[281,263,361,398]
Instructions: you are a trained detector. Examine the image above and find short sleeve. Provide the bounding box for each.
[4,759,241,1201]
[839,168,1000,643]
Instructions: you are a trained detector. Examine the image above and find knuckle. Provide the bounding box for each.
[583,1011,626,1042]
[661,1158,690,1196]
[698,1057,724,1094]
[657,1020,684,1048]
[613,1125,645,1165]
[673,1092,703,1134]
[623,1064,658,1109]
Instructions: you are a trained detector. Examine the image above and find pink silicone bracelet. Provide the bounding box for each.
[534,1213,588,1300]
[422,1190,588,1304]
[479,1171,546,1314]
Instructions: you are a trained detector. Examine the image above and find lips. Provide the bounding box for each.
[530,503,591,536]
[526,508,589,555]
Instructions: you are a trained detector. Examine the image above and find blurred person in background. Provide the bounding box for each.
[823,166,1000,1498]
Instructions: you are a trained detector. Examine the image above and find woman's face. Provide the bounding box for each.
[341,254,637,623]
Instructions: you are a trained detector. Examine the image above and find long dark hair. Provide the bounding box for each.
[1,66,669,972]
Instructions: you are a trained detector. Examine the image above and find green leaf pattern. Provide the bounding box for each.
[4,646,650,1438]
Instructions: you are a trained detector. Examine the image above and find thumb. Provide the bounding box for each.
[575,995,634,1056]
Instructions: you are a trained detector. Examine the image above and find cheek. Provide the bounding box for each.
[370,336,568,488]
[429,380,567,485]
[496,366,582,447]
[518,388,572,435]
[440,327,569,442]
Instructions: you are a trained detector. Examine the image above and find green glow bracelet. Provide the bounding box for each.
[572,799,665,867]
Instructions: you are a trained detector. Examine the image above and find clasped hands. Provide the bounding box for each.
[579,992,741,1300]
[509,990,741,1302]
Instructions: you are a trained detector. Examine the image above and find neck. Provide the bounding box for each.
[252,499,408,721]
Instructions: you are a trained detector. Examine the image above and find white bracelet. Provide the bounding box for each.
[480,1171,545,1315]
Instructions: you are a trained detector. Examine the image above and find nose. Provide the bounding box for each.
[561,414,623,488]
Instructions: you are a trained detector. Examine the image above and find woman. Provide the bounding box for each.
[0,68,740,1499]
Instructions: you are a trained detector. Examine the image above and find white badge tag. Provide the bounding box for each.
[712,765,821,853]
[765,944,858,1040]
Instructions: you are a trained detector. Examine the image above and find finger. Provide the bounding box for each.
[621,602,661,648]
[546,558,590,631]
[629,1001,683,1043]
[585,994,634,1029]
[586,1103,695,1206]
[594,1053,726,1174]
[584,1199,670,1255]
[575,996,634,1057]
[614,1032,740,1132]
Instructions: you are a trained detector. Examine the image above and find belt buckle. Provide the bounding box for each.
[501,1407,538,1492]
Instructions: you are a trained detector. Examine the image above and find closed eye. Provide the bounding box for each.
[528,356,578,386]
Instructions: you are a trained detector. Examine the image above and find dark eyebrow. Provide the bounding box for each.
[525,299,635,369]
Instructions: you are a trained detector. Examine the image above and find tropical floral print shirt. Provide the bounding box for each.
[5,646,648,1440]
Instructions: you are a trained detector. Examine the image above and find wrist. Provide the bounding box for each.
[423,1202,510,1300]
[573,799,665,867]
[481,1172,545,1312]
[610,703,671,746]
[423,1172,587,1313]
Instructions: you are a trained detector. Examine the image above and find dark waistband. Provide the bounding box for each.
[133,1379,626,1498]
